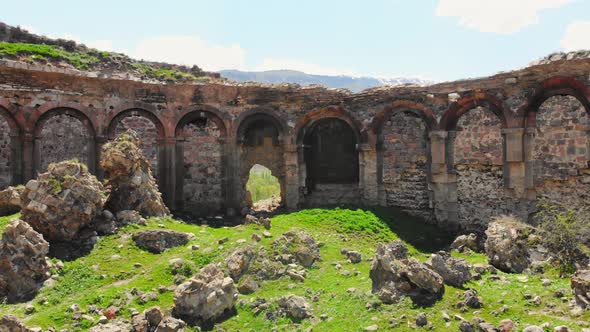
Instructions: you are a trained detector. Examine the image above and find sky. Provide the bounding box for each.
[2,0,590,82]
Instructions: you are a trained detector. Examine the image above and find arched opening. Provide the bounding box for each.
[110,111,160,175]
[176,113,225,215]
[245,164,281,212]
[452,106,505,227]
[35,109,94,173]
[532,95,590,210]
[237,114,285,210]
[0,112,16,188]
[378,111,430,218]
[300,118,359,206]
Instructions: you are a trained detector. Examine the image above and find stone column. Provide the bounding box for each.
[358,143,379,205]
[429,130,458,226]
[10,132,22,185]
[225,137,240,216]
[502,128,526,197]
[25,132,35,181]
[157,137,176,210]
[283,143,299,210]
[174,137,186,212]
[523,127,536,199]
[94,136,107,180]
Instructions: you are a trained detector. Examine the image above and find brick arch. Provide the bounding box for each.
[235,108,288,144]
[107,108,165,139]
[295,105,364,145]
[0,105,22,188]
[371,100,437,135]
[30,102,98,135]
[0,104,22,135]
[33,107,96,173]
[175,105,228,138]
[523,76,590,128]
[440,93,508,131]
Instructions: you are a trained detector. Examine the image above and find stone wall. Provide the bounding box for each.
[37,113,90,172]
[453,107,506,227]
[0,116,11,188]
[533,96,590,211]
[381,112,431,217]
[114,115,158,174]
[179,118,223,215]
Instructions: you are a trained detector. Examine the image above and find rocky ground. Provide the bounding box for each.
[0,207,589,331]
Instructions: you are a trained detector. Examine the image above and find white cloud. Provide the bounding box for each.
[436,0,572,34]
[255,58,359,76]
[561,20,590,51]
[131,35,246,71]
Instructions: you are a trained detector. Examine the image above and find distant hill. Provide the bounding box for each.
[219,69,433,92]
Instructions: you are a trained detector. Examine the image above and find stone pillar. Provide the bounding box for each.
[359,143,379,205]
[157,137,176,210]
[94,136,107,180]
[502,128,526,197]
[10,132,22,185]
[24,132,35,181]
[429,130,458,226]
[225,138,240,216]
[283,143,299,210]
[174,136,186,212]
[523,127,536,199]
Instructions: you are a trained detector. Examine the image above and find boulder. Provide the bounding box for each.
[272,230,320,268]
[133,230,191,254]
[0,219,50,303]
[116,210,147,226]
[370,240,444,306]
[131,306,186,332]
[89,319,132,332]
[20,160,106,243]
[484,217,535,273]
[100,130,169,217]
[277,295,312,321]
[427,251,472,287]
[172,264,238,325]
[0,185,24,216]
[0,315,29,332]
[237,277,258,294]
[571,269,590,309]
[342,249,362,264]
[450,233,480,252]
[226,246,255,280]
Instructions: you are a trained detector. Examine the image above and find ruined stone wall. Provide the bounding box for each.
[381,112,431,217]
[533,96,590,212]
[0,116,11,188]
[114,115,158,174]
[453,107,506,227]
[37,113,90,172]
[179,119,223,214]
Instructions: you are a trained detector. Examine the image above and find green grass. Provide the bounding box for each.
[246,167,281,203]
[0,209,587,331]
[131,63,210,82]
[0,42,100,70]
[0,213,18,233]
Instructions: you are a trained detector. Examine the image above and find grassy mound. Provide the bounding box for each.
[0,208,588,331]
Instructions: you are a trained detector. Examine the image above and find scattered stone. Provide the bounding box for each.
[426,251,472,287]
[450,233,480,252]
[100,130,169,217]
[277,295,312,321]
[24,304,35,314]
[364,325,379,331]
[115,210,146,226]
[461,289,483,309]
[459,320,475,332]
[0,219,50,303]
[272,230,320,268]
[218,237,229,244]
[21,160,106,251]
[415,312,427,327]
[554,326,571,332]
[262,231,272,238]
[237,277,258,294]
[98,316,108,324]
[226,246,255,280]
[571,269,590,308]
[251,233,262,242]
[0,315,30,332]
[173,264,238,325]
[341,249,362,263]
[370,240,444,306]
[132,230,191,254]
[499,319,514,332]
[0,185,24,216]
[484,216,536,273]
[523,326,544,332]
[89,319,132,332]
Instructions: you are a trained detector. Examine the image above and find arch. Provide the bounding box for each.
[295,106,364,145]
[0,105,22,188]
[235,108,288,144]
[440,93,508,131]
[371,100,437,135]
[175,105,228,138]
[0,105,22,135]
[523,76,590,128]
[33,107,96,173]
[107,108,165,139]
[29,102,98,135]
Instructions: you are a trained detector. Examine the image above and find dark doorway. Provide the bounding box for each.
[303,118,359,188]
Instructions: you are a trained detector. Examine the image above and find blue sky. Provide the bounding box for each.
[2,0,590,81]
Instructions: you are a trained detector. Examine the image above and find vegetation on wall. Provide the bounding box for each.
[246,165,281,203]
